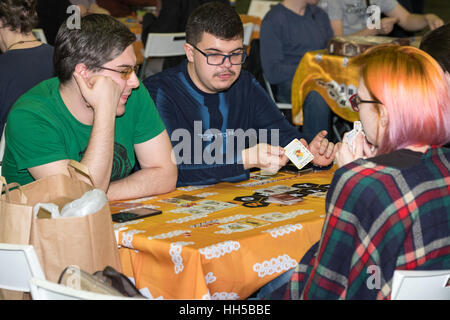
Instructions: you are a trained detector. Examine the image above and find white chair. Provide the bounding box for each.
[0,243,45,293]
[32,28,47,44]
[243,22,254,48]
[247,0,279,19]
[139,32,186,79]
[29,277,146,300]
[391,270,450,300]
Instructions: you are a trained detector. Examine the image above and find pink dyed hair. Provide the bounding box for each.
[352,45,450,154]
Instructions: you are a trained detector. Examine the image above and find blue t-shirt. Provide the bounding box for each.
[0,44,54,134]
[260,4,333,84]
[144,61,301,187]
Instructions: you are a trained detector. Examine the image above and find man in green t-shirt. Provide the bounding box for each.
[3,14,177,200]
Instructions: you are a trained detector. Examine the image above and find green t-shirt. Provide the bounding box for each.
[3,77,165,185]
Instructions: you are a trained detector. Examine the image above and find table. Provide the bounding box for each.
[110,167,336,300]
[290,36,423,126]
[291,49,361,126]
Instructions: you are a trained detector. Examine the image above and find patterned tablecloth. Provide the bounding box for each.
[291,49,361,126]
[110,167,336,300]
[291,37,422,126]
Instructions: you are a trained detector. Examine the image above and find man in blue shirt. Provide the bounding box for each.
[260,0,334,142]
[144,2,336,187]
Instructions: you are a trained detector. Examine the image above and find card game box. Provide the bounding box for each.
[327,36,410,57]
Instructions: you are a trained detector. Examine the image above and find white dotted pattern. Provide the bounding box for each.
[262,223,303,238]
[121,229,145,249]
[169,241,195,274]
[253,254,297,278]
[199,241,240,260]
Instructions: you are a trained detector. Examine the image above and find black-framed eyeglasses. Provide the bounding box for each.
[190,44,247,66]
[349,93,381,112]
[97,65,139,80]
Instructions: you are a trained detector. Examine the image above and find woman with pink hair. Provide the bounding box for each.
[267,45,450,300]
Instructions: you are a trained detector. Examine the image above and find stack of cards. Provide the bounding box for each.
[345,121,365,154]
[266,193,303,205]
[170,200,237,215]
[283,139,314,170]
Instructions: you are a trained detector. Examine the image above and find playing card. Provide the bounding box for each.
[198,200,237,210]
[255,185,298,197]
[238,218,270,228]
[283,139,314,170]
[218,222,253,233]
[170,206,213,215]
[345,121,365,153]
[266,193,304,205]
[253,212,293,222]
[160,194,202,205]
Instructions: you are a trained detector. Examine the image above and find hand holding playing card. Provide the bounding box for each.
[336,132,377,167]
[242,143,289,173]
[302,130,336,167]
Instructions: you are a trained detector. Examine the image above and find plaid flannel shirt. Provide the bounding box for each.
[281,147,450,300]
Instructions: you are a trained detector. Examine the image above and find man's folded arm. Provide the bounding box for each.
[106,130,177,200]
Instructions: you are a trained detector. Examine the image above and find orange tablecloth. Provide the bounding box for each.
[110,167,336,300]
[117,17,145,65]
[291,50,361,126]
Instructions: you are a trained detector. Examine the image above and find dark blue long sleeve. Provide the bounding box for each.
[144,61,301,186]
[260,4,333,85]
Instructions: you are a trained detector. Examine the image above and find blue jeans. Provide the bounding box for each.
[276,82,331,143]
[248,268,295,300]
[302,90,331,143]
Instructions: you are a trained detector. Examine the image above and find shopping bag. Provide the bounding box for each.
[0,178,31,245]
[0,160,122,284]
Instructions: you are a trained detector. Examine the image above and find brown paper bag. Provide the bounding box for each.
[0,161,121,285]
[0,179,31,245]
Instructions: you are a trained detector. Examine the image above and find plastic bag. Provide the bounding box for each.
[33,189,108,219]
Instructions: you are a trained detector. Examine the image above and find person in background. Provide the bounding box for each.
[0,0,54,135]
[260,0,334,142]
[319,0,443,37]
[96,0,160,18]
[268,44,450,299]
[419,22,450,81]
[3,14,177,200]
[386,0,424,37]
[144,2,336,187]
[420,22,450,148]
[70,0,110,15]
[35,0,109,45]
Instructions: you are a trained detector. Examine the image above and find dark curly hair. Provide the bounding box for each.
[0,0,38,34]
[54,14,136,84]
[186,1,243,46]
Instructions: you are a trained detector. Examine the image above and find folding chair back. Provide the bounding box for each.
[140,32,186,79]
[391,270,450,300]
[29,278,146,300]
[0,243,45,292]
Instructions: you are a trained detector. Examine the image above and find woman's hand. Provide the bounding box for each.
[335,132,377,167]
